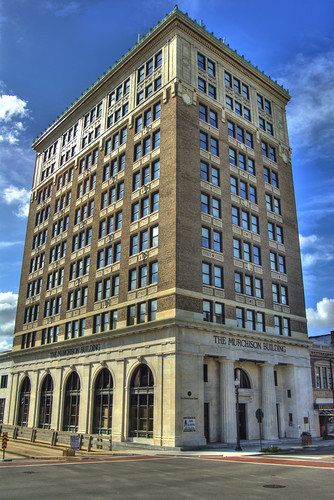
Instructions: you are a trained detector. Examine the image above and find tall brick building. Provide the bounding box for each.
[5,7,314,449]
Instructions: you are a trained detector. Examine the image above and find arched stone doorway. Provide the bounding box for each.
[38,374,53,429]
[93,368,113,434]
[63,372,80,432]
[17,376,31,426]
[129,364,154,438]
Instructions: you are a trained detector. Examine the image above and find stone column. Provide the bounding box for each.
[261,362,277,440]
[51,368,63,431]
[8,372,19,425]
[154,354,164,447]
[219,358,236,443]
[78,364,91,433]
[111,359,126,443]
[30,370,40,428]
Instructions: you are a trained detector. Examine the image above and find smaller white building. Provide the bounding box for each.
[0,351,13,426]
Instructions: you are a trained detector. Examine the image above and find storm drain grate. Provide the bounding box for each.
[263,484,286,489]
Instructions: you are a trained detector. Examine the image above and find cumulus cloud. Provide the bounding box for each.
[0,95,28,121]
[2,185,30,217]
[0,93,29,145]
[307,298,334,329]
[0,292,17,352]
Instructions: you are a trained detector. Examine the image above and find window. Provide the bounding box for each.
[315,366,321,388]
[234,272,243,293]
[214,266,223,288]
[230,177,257,203]
[199,103,218,128]
[272,283,288,305]
[264,167,279,187]
[262,140,276,161]
[198,53,216,98]
[0,375,8,389]
[201,193,221,219]
[202,262,211,285]
[0,398,5,423]
[202,227,222,252]
[228,147,255,174]
[236,307,244,328]
[268,223,284,243]
[257,312,265,332]
[96,242,121,269]
[200,161,220,186]
[203,300,212,322]
[65,318,86,339]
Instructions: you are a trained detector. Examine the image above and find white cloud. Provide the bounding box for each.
[302,251,334,269]
[299,234,318,250]
[0,291,17,351]
[0,94,28,122]
[278,50,334,154]
[307,298,334,329]
[299,233,334,269]
[2,185,30,217]
[45,1,82,17]
[0,241,23,249]
[0,92,29,145]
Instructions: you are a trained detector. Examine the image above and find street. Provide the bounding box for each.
[1,453,334,500]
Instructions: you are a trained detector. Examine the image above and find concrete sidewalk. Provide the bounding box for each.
[1,436,334,462]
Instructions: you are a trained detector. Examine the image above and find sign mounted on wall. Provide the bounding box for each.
[183,417,196,432]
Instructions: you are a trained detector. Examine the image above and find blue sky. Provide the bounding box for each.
[0,0,333,350]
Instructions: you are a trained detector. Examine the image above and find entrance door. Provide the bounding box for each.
[239,403,247,440]
[204,403,209,442]
[276,403,280,438]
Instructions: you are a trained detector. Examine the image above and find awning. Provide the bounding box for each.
[319,410,334,416]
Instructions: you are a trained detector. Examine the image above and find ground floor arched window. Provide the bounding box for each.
[93,368,113,434]
[129,364,154,438]
[17,376,31,427]
[234,368,251,388]
[63,371,80,432]
[38,374,53,429]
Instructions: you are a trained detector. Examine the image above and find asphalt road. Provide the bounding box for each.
[0,456,333,500]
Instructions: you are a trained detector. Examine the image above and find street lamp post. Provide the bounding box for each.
[235,378,242,451]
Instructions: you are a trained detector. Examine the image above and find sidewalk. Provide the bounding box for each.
[1,436,333,462]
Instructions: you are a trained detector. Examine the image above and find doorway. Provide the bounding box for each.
[239,403,247,440]
[204,403,209,442]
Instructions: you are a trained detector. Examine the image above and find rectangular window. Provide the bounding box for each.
[202,262,211,285]
[214,266,223,288]
[234,272,242,293]
[316,366,321,388]
[236,307,244,328]
[203,300,212,322]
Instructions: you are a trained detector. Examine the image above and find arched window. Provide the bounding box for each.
[17,376,31,427]
[234,368,251,389]
[93,368,113,434]
[129,364,154,438]
[63,372,80,432]
[39,374,53,429]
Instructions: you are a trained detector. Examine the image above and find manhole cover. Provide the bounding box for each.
[263,484,286,489]
[23,471,36,474]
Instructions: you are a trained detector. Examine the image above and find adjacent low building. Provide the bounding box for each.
[311,332,334,437]
[2,7,315,449]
